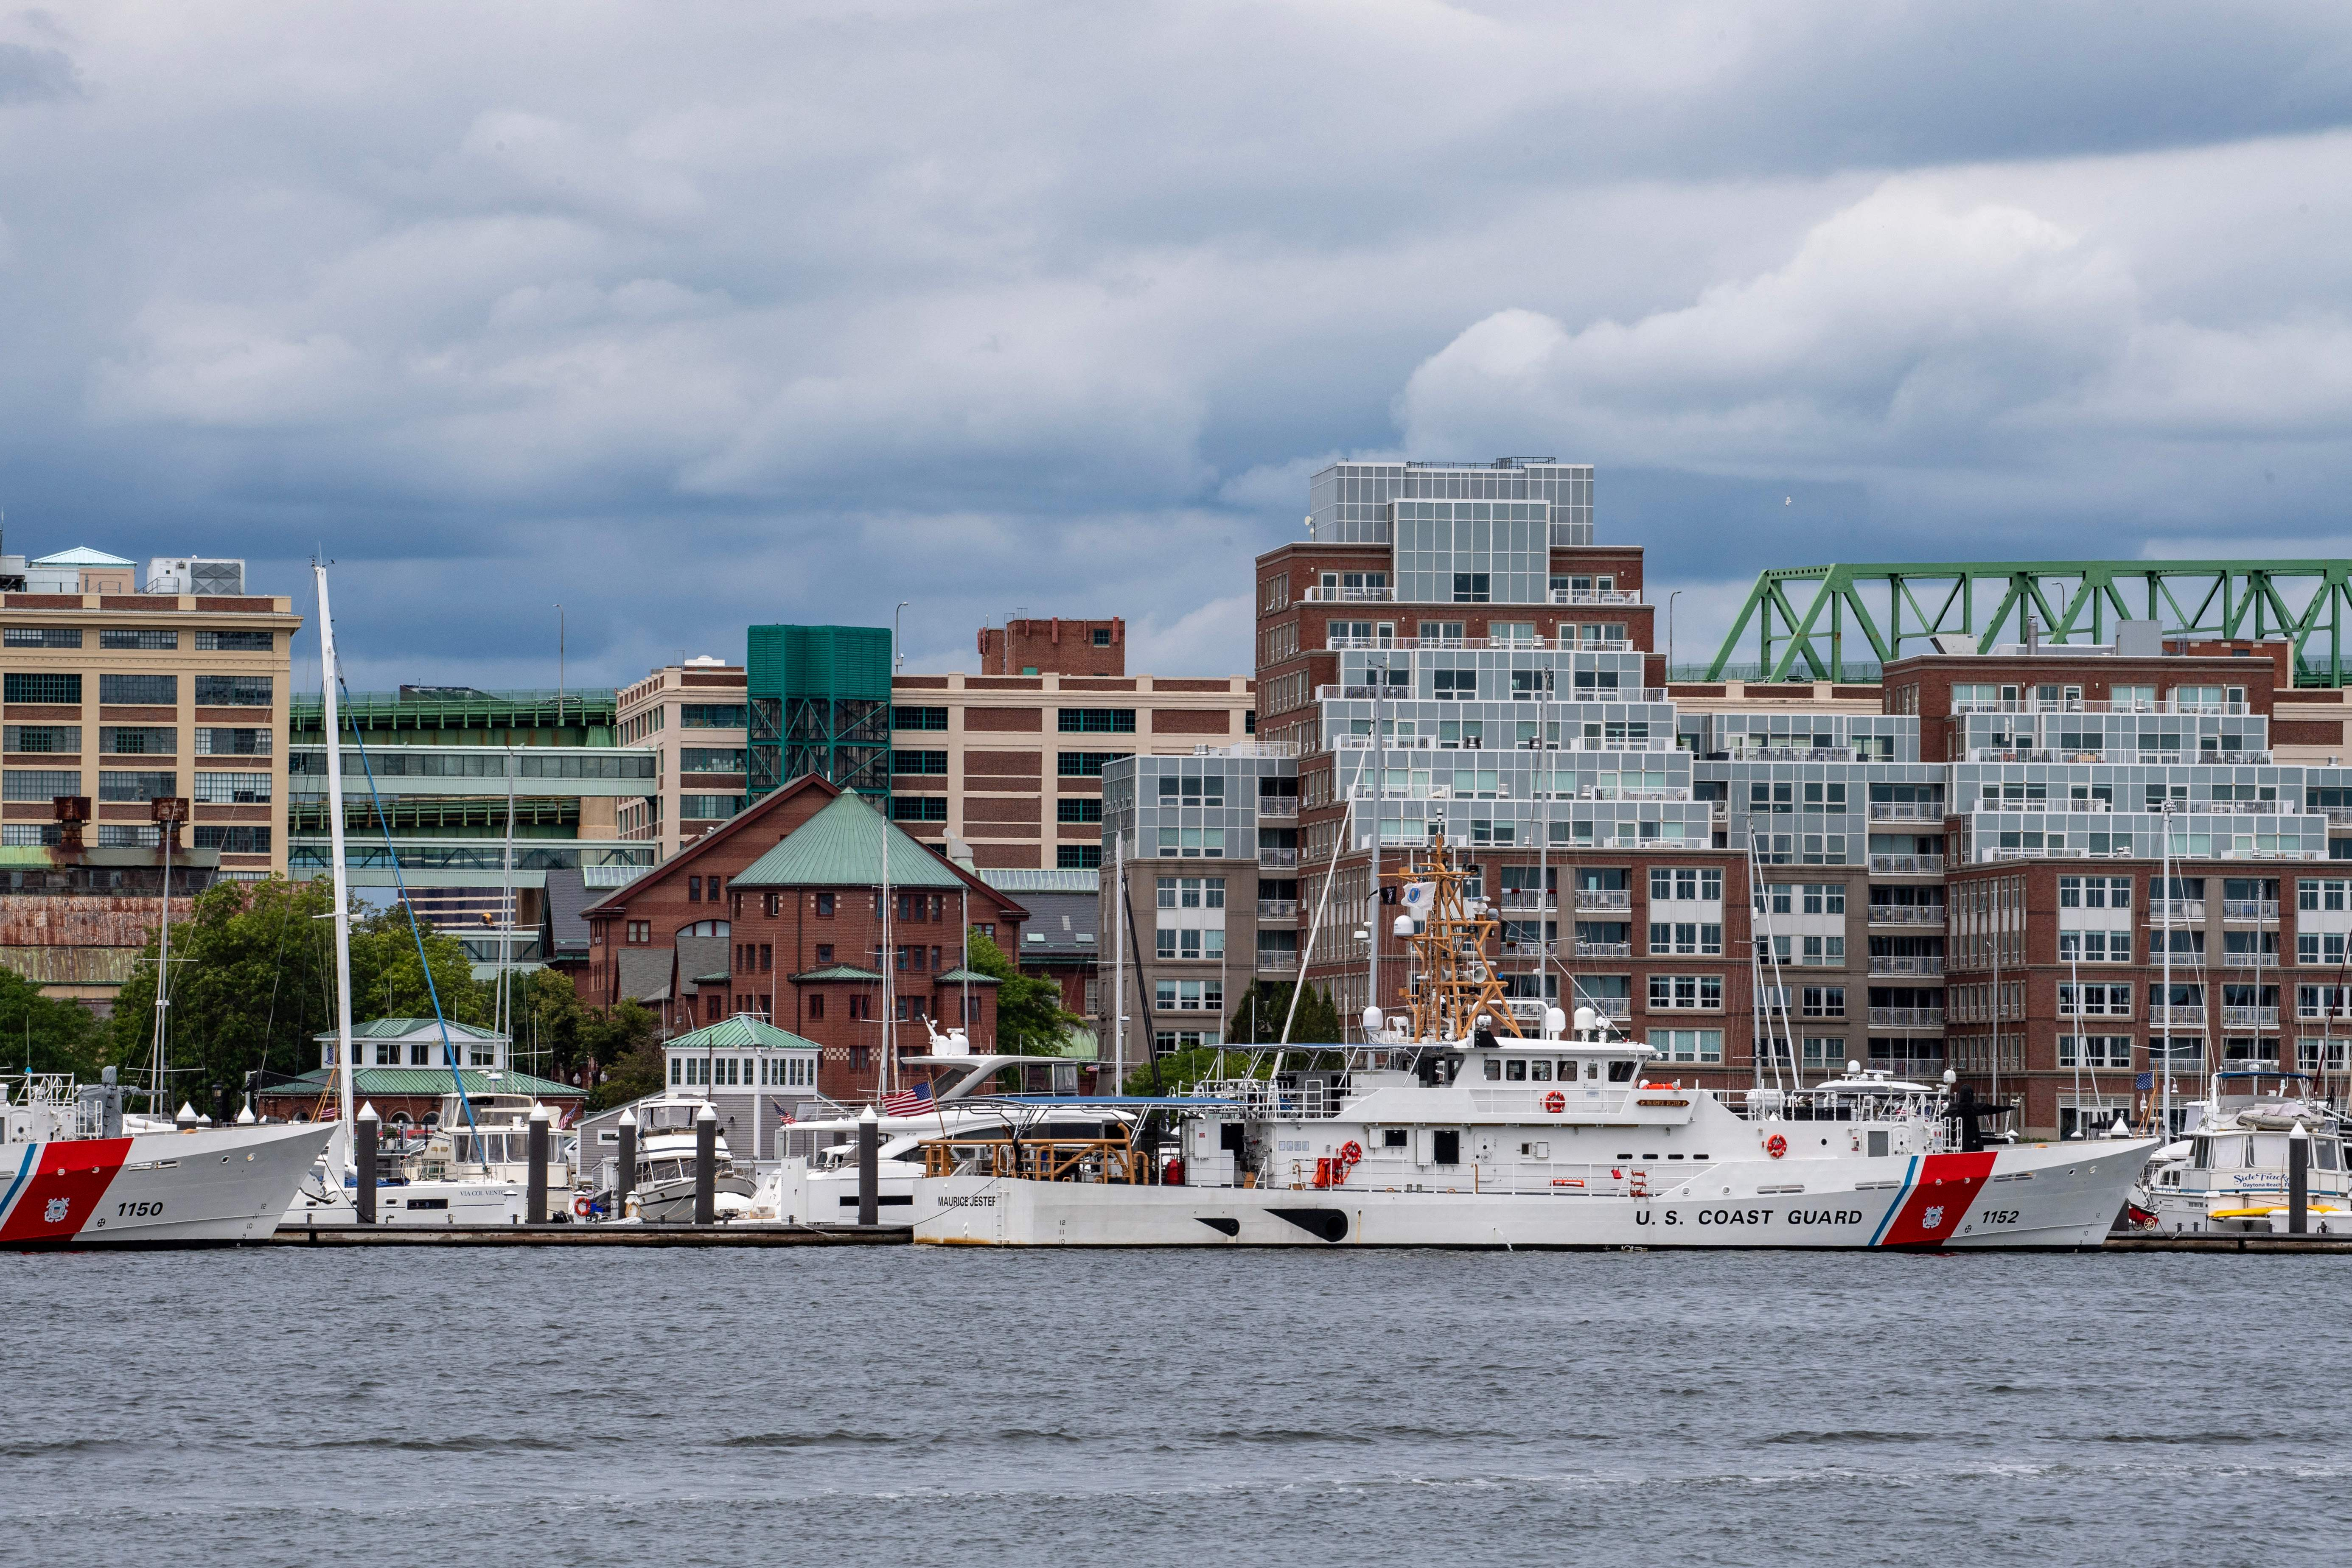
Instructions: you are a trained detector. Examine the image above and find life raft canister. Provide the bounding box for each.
[1543,1090,1566,1114]
[1765,1133,1788,1159]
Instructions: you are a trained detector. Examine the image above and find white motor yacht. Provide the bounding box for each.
[2137,1069,2349,1235]
[616,1092,755,1222]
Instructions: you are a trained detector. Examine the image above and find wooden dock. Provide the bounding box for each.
[268,1222,910,1247]
[2105,1230,2352,1254]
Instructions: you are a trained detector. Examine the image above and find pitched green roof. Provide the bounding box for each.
[790,963,883,983]
[262,1067,577,1099]
[933,967,1001,985]
[732,791,967,890]
[693,970,729,985]
[664,1015,821,1052]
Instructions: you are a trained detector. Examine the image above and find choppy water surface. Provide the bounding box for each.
[2,1248,2342,1566]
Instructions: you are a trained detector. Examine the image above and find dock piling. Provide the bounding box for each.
[694,1103,717,1226]
[355,1102,378,1226]
[857,1104,879,1226]
[616,1107,637,1218]
[527,1103,550,1224]
[2289,1123,2309,1235]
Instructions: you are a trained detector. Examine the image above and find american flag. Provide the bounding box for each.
[880,1082,934,1117]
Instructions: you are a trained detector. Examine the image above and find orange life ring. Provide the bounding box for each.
[1542,1090,1565,1114]
[1339,1140,1363,1164]
[1765,1134,1787,1159]
[572,1195,593,1218]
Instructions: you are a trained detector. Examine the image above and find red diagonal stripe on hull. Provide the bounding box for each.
[1877,1151,1996,1247]
[0,1139,132,1244]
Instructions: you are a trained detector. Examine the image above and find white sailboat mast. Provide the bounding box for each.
[315,566,358,1140]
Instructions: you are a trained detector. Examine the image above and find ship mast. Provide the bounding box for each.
[315,565,357,1152]
[1386,832,1521,1044]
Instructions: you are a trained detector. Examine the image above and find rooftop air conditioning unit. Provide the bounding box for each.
[146,557,245,595]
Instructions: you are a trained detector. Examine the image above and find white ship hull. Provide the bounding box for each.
[914,1141,2154,1250]
[2,1121,336,1248]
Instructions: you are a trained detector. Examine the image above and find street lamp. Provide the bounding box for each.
[894,601,910,673]
[1668,589,1682,678]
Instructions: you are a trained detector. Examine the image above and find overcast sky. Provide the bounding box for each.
[3,3,2349,689]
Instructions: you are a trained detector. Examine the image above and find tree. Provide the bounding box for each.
[0,965,107,1079]
[583,1000,664,1111]
[109,879,490,1114]
[1121,1042,1268,1097]
[965,928,1082,1054]
[1224,980,1343,1044]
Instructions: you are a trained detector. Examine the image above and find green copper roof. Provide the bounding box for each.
[263,1067,576,1099]
[933,967,1001,985]
[733,791,966,890]
[309,1019,507,1042]
[664,1015,821,1052]
[790,963,883,983]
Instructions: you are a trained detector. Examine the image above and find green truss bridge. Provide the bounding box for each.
[1706,560,2352,687]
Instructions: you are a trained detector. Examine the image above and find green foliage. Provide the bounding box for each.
[107,879,490,1112]
[965,928,1083,1055]
[0,965,107,1079]
[583,1001,664,1111]
[1224,980,1342,1044]
[1121,1043,1267,1098]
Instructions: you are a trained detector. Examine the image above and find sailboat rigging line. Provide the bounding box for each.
[339,679,482,1140]
[1280,795,1352,1046]
[1118,876,1164,1097]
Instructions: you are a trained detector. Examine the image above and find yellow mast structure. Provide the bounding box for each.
[1386,832,1523,1045]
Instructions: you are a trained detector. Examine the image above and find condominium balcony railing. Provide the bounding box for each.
[1299,585,1395,602]
[1256,952,1301,972]
[1587,997,1632,1019]
[1869,955,1946,976]
[1318,680,1659,703]
[1868,854,1944,875]
[2149,1004,2208,1028]
[2149,899,2206,922]
[1868,1007,1944,1028]
[1952,698,2250,716]
[1256,798,1298,818]
[1867,802,1946,821]
[1729,747,1885,763]
[2222,1005,2281,1028]
[1549,588,1644,605]
[1329,734,1676,753]
[1325,634,1644,654]
[1256,898,1298,919]
[1966,748,2273,764]
[2222,899,2281,921]
[1257,848,1298,868]
[1499,940,1554,959]
[1867,904,1946,926]
[2222,951,2280,969]
[1573,888,1632,912]
[1497,890,1557,911]
[1574,940,1632,959]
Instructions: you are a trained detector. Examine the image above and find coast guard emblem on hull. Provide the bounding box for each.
[44,1198,70,1224]
[1922,1205,1943,1231]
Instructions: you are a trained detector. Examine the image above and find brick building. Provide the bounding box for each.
[980,616,1125,677]
[579,774,1029,1103]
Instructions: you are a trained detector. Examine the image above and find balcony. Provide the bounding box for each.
[1323,633,1646,655]
[1573,888,1632,912]
[1256,798,1298,818]
[2222,1005,2280,1029]
[1868,1007,1944,1028]
[1731,747,1882,763]
[1255,952,1300,973]
[1868,854,1944,875]
[1256,898,1298,919]
[1869,955,1945,977]
[1968,748,2274,765]
[1951,697,2248,716]
[1256,848,1298,868]
[2322,807,2352,827]
[1300,585,1394,602]
[1500,940,1554,960]
[2149,1004,2207,1028]
[2149,899,2205,922]
[1574,940,1632,959]
[1867,904,1945,926]
[2222,951,2279,969]
[1318,680,1665,702]
[1585,997,1632,1020]
[1497,890,1557,911]
[1868,802,1945,821]
[1549,588,1644,605]
[2221,899,2280,921]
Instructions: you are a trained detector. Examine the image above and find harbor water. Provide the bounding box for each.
[3,1249,2343,1566]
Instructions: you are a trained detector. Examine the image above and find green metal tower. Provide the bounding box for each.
[745,625,893,801]
[1704,559,2352,686]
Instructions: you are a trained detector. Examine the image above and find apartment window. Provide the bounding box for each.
[2299,932,2349,966]
[193,675,271,706]
[194,630,270,651]
[1802,884,1845,915]
[1092,627,1113,647]
[1432,669,1477,700]
[4,627,81,648]
[680,795,740,819]
[98,675,177,705]
[1156,773,1226,807]
[807,994,827,1021]
[2058,1036,2133,1068]
[680,703,747,728]
[1652,1029,1724,1063]
[3,673,79,705]
[1449,572,1491,603]
[1800,1036,1847,1068]
[99,628,178,650]
[2059,876,2133,908]
[4,726,79,753]
[891,750,948,775]
[1057,798,1104,823]
[2058,930,2127,963]
[193,771,271,804]
[1800,935,1845,966]
[1647,922,1723,956]
[100,726,175,755]
[1156,876,1224,908]
[3,770,79,801]
[1058,845,1103,869]
[1650,867,1722,902]
[893,706,950,731]
[1152,978,1223,1012]
[1058,709,1136,734]
[1155,828,1227,858]
[2299,879,2350,912]
[2060,983,2133,1016]
[1058,751,1130,778]
[680,748,748,773]
[1647,974,1722,1011]
[815,893,835,917]
[194,728,270,756]
[1800,986,1846,1018]
[192,825,270,853]
[98,771,174,802]
[891,796,948,821]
